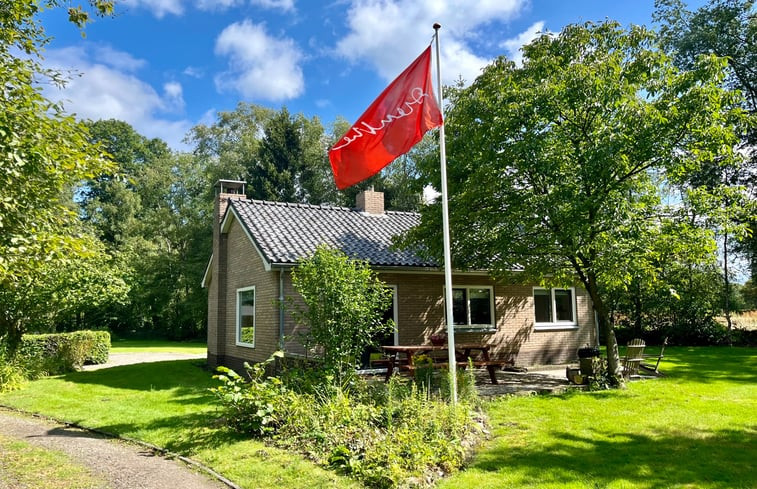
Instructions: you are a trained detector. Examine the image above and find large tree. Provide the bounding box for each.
[654,0,757,330]
[402,21,748,380]
[0,0,116,346]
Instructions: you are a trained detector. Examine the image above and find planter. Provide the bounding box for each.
[429,334,447,346]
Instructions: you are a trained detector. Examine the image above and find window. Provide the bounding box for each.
[236,286,255,347]
[533,287,577,328]
[447,286,494,329]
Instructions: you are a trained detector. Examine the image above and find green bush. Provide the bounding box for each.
[18,330,111,376]
[213,362,484,488]
[0,345,27,392]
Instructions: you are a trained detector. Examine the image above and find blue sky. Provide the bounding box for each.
[39,0,705,150]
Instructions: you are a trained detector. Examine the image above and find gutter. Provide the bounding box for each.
[279,269,285,350]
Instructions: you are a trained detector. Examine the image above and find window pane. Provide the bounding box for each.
[452,288,467,325]
[554,289,574,322]
[469,288,492,325]
[238,289,255,344]
[534,289,552,323]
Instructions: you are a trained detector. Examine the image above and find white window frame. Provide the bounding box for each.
[445,285,496,331]
[533,287,578,330]
[236,286,256,348]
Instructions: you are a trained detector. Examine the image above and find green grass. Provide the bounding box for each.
[0,360,355,489]
[0,347,753,489]
[0,432,105,488]
[109,339,207,354]
[441,346,757,489]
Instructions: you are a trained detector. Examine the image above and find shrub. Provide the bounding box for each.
[18,330,111,377]
[211,352,292,436]
[213,364,484,488]
[0,345,27,392]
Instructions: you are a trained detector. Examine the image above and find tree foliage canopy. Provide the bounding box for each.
[402,21,749,377]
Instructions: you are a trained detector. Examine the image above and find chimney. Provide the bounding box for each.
[356,188,384,215]
[214,179,246,222]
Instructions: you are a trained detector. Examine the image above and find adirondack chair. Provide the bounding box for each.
[641,337,667,375]
[622,338,645,379]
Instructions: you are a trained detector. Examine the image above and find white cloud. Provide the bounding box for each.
[119,0,184,17]
[93,45,146,72]
[182,66,205,78]
[195,0,244,12]
[43,46,192,150]
[251,0,295,12]
[214,19,304,101]
[335,0,526,85]
[163,81,185,111]
[500,21,549,66]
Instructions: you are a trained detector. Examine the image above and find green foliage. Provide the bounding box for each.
[79,120,210,340]
[17,330,111,376]
[0,0,118,345]
[210,352,291,436]
[654,0,757,282]
[289,245,395,380]
[403,20,749,379]
[212,364,483,488]
[0,346,27,392]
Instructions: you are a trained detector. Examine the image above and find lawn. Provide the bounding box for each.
[0,347,754,489]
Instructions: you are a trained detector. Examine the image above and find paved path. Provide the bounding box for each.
[0,409,226,489]
[81,352,206,371]
[2,352,229,489]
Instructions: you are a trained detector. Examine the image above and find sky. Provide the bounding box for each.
[38,0,706,151]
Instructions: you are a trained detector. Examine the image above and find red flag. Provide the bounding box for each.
[329,46,443,190]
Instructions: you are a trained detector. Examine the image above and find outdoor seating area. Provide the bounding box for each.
[379,343,511,384]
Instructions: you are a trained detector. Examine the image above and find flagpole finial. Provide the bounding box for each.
[433,22,441,30]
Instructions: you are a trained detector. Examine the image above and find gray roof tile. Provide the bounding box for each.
[229,199,438,268]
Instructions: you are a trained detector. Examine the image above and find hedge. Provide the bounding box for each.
[19,331,111,377]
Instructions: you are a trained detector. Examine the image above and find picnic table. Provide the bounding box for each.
[380,343,509,384]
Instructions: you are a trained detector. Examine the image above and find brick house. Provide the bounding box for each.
[203,180,597,371]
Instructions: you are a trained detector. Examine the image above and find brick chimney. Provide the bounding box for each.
[208,179,246,368]
[214,179,246,222]
[356,188,384,215]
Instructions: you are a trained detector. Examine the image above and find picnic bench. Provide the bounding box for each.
[379,343,510,384]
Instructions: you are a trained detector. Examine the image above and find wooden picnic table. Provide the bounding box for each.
[380,343,508,384]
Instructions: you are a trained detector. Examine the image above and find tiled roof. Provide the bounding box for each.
[228,199,438,268]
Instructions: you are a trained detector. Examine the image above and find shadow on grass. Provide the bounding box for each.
[64,360,217,394]
[660,347,757,384]
[474,425,756,488]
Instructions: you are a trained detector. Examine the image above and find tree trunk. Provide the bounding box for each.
[724,229,733,346]
[583,272,623,385]
[633,279,643,337]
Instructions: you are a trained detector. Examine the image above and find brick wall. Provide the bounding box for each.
[208,210,597,368]
[377,272,596,366]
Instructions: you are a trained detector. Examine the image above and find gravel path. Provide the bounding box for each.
[0,410,226,489]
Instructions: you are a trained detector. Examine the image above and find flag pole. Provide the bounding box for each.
[433,23,457,405]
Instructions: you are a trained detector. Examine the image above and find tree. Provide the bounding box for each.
[654,0,757,338]
[289,245,394,381]
[401,21,747,381]
[0,0,116,347]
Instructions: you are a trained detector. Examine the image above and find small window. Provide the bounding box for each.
[447,286,494,329]
[534,287,576,328]
[236,286,255,347]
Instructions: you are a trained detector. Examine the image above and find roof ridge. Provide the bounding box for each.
[235,198,420,216]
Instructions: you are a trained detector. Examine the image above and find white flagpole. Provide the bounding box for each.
[433,23,457,404]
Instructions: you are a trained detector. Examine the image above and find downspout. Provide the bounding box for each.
[279,269,285,350]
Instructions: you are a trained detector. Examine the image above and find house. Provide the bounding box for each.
[203,180,597,372]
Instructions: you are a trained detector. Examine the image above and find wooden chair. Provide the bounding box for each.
[622,338,646,379]
[641,337,667,375]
